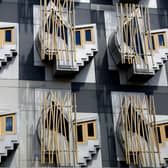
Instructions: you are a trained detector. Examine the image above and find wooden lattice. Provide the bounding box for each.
[40,91,77,166]
[117,95,161,167]
[39,0,76,68]
[116,3,154,65]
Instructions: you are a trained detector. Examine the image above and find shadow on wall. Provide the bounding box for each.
[17,0,45,80]
[0,144,18,167]
[156,0,168,28]
[0,56,17,74]
[91,0,113,5]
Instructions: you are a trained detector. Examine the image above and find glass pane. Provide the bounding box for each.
[150,36,155,50]
[6,117,13,132]
[165,125,168,138]
[157,127,162,143]
[87,123,94,137]
[75,31,81,45]
[57,27,60,37]
[85,30,91,41]
[64,26,68,44]
[135,31,143,55]
[5,30,12,42]
[77,125,83,142]
[158,34,165,46]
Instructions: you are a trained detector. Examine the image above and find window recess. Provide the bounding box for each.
[164,125,168,139]
[76,120,97,144]
[75,27,94,47]
[87,121,96,139]
[4,28,14,44]
[0,114,16,137]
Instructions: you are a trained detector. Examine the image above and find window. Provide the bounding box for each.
[87,121,96,139]
[85,29,92,42]
[4,114,16,134]
[135,31,143,55]
[77,124,84,143]
[158,34,165,46]
[157,127,162,144]
[165,125,168,139]
[76,120,97,144]
[5,30,12,42]
[75,27,94,46]
[6,117,13,132]
[75,31,81,46]
[151,36,155,50]
[63,26,68,44]
[87,123,94,137]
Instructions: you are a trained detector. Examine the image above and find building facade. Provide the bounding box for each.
[0,0,168,168]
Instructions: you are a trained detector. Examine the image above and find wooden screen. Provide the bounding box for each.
[117,95,160,167]
[40,91,77,166]
[116,3,154,65]
[39,0,76,67]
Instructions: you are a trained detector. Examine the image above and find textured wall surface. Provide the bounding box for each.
[0,0,168,167]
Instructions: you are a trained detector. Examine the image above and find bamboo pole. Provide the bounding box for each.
[119,95,161,167]
[39,0,76,69]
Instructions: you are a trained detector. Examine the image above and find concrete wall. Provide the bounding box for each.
[0,0,167,168]
[0,80,70,167]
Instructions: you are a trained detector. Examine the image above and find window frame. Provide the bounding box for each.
[145,32,167,53]
[145,34,158,53]
[86,120,96,140]
[75,27,94,47]
[76,120,97,144]
[164,124,168,140]
[84,27,94,44]
[156,126,163,146]
[75,29,83,48]
[4,114,16,134]
[157,32,167,48]
[76,123,86,144]
[4,28,14,44]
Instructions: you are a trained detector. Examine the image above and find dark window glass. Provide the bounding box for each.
[148,36,155,50]
[75,31,81,45]
[64,26,68,44]
[85,29,92,41]
[158,34,165,46]
[165,125,168,138]
[157,127,162,144]
[151,36,155,50]
[87,123,94,137]
[77,125,83,142]
[57,27,60,37]
[5,30,12,42]
[6,117,13,131]
[135,31,143,56]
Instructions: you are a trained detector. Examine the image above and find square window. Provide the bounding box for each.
[87,123,94,137]
[6,117,13,132]
[5,30,12,42]
[85,29,92,42]
[165,125,168,138]
[158,34,165,46]
[75,31,81,45]
[77,125,83,142]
